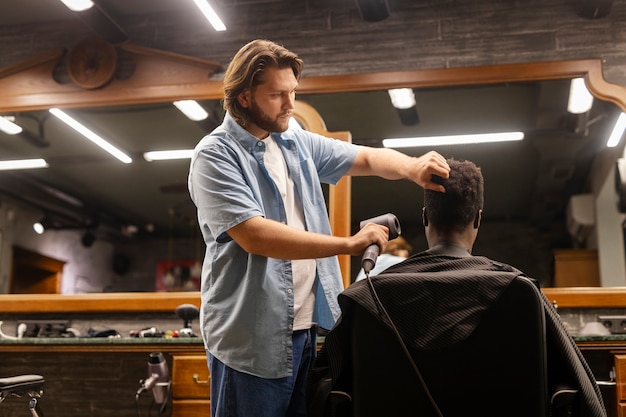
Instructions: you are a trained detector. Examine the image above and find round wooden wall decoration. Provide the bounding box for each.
[67,37,118,90]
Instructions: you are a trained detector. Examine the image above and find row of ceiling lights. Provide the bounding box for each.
[60,0,226,30]
[0,100,208,167]
[0,78,623,171]
[0,0,227,171]
[0,1,623,170]
[2,3,620,165]
[383,78,626,149]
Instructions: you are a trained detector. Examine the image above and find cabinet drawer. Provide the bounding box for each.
[172,399,211,417]
[172,355,211,399]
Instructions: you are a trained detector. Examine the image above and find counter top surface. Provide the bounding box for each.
[0,336,205,345]
[1,335,626,345]
[0,336,207,352]
[573,335,626,342]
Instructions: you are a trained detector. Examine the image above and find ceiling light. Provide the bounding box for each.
[382,132,525,148]
[0,116,23,135]
[33,223,45,234]
[567,78,594,114]
[173,100,209,121]
[192,0,227,31]
[33,221,46,234]
[388,89,419,125]
[33,217,53,234]
[607,112,626,148]
[0,159,48,171]
[59,0,94,12]
[49,108,132,164]
[388,89,416,109]
[144,149,194,161]
[0,116,49,146]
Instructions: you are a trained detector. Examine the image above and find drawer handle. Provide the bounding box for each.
[193,373,210,384]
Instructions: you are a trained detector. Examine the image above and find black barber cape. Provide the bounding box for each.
[308,253,606,417]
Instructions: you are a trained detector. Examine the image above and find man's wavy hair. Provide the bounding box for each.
[424,159,484,234]
[222,39,304,127]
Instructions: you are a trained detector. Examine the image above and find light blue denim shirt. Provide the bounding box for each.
[188,113,358,378]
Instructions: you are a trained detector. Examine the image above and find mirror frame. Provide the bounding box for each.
[2,57,626,311]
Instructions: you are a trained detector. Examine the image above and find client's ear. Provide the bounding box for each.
[422,207,429,227]
[473,209,482,229]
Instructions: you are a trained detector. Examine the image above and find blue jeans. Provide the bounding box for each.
[208,327,317,417]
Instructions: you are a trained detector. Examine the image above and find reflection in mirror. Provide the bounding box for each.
[0,101,226,240]
[1,60,626,295]
[298,81,625,287]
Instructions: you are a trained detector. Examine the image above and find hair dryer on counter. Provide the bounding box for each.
[359,213,402,275]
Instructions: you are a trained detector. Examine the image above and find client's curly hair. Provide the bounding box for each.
[424,159,484,234]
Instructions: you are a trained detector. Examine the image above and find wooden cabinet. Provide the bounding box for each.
[172,355,211,417]
[578,342,625,417]
[10,246,65,293]
[552,249,600,287]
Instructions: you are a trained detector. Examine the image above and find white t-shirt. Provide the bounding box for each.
[263,135,316,331]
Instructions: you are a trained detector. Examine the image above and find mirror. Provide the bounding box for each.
[1,57,626,298]
[295,61,626,289]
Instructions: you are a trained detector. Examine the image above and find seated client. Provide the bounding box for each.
[308,158,606,417]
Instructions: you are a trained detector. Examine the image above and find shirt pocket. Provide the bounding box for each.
[298,157,327,209]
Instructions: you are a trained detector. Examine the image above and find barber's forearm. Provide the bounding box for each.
[348,147,450,192]
[347,147,411,179]
[228,216,357,259]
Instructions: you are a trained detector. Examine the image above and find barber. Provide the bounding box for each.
[188,39,450,417]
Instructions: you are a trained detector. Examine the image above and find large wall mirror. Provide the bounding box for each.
[2,56,626,307]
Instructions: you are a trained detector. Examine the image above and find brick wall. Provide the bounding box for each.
[1,0,625,84]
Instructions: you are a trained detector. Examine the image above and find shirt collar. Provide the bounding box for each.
[223,112,259,151]
[223,112,297,152]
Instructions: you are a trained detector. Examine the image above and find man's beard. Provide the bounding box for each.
[248,98,290,133]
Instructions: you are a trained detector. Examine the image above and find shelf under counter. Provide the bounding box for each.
[0,336,207,417]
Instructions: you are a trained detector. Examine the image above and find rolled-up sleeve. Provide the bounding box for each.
[190,137,264,242]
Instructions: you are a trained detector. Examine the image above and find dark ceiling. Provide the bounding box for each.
[0,0,620,248]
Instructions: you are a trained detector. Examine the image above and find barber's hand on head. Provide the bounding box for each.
[349,223,389,256]
[412,151,450,192]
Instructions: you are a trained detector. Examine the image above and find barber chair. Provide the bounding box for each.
[0,375,44,416]
[340,274,604,417]
[349,276,548,416]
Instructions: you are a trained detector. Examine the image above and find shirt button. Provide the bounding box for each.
[257,142,263,147]
[287,289,293,294]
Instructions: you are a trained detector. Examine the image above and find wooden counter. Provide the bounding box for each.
[2,289,626,416]
[2,287,626,314]
[0,291,201,313]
